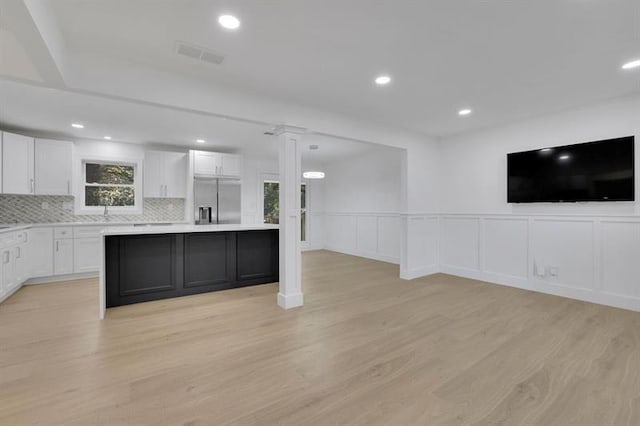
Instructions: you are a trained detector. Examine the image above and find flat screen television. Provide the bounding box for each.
[507,136,635,203]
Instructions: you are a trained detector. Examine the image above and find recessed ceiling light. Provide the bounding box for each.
[559,155,570,160]
[196,139,206,144]
[622,59,640,70]
[303,171,325,179]
[104,136,112,140]
[540,148,552,152]
[458,109,472,116]
[375,75,391,85]
[71,123,84,128]
[218,14,240,30]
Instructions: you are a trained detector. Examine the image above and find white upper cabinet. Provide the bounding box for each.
[144,151,164,197]
[144,151,187,198]
[2,131,35,194]
[35,139,73,195]
[193,150,221,176]
[164,152,188,197]
[220,154,241,177]
[193,150,241,178]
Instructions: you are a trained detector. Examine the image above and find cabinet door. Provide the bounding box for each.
[34,139,73,195]
[220,155,241,177]
[29,228,54,278]
[2,132,34,194]
[73,237,100,273]
[164,152,187,198]
[105,234,179,307]
[14,244,27,286]
[143,151,164,197]
[54,239,74,275]
[1,248,15,293]
[183,232,233,288]
[193,151,221,176]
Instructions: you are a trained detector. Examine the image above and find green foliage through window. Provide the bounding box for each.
[85,163,134,184]
[85,187,135,207]
[263,181,307,241]
[263,182,280,224]
[84,162,136,207]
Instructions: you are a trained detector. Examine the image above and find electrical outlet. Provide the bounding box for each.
[547,266,559,278]
[533,262,546,278]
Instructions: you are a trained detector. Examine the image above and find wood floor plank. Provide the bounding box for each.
[1,250,639,425]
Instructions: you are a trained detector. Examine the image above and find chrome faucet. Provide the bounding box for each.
[103,205,109,220]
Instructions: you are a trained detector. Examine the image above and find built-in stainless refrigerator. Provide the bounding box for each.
[194,178,241,224]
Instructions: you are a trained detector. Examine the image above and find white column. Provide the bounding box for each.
[275,125,305,309]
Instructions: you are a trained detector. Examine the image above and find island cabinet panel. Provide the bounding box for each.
[105,229,278,308]
[119,235,178,296]
[236,230,279,285]
[184,232,234,288]
[106,234,183,307]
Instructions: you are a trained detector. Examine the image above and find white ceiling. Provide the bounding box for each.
[45,0,640,136]
[0,0,638,141]
[0,80,383,162]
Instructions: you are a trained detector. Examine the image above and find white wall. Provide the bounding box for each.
[440,94,640,215]
[321,148,404,263]
[434,94,640,311]
[241,156,278,225]
[323,149,402,213]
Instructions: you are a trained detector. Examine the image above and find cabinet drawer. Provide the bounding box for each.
[15,230,28,244]
[54,227,73,239]
[73,226,104,239]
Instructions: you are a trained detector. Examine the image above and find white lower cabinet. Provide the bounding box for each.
[1,246,15,295]
[0,230,29,300]
[73,237,100,273]
[29,227,54,278]
[54,238,74,275]
[14,243,27,285]
[13,231,28,286]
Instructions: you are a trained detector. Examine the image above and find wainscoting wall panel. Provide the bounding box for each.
[317,212,640,311]
[441,217,480,271]
[482,218,528,281]
[531,219,595,291]
[401,215,439,279]
[600,220,640,299]
[438,214,640,312]
[324,212,401,264]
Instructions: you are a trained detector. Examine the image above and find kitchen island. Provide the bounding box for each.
[99,224,279,318]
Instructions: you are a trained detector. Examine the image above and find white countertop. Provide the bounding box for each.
[101,223,279,236]
[0,225,32,235]
[0,221,189,235]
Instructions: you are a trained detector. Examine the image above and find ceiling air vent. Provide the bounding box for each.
[175,41,225,65]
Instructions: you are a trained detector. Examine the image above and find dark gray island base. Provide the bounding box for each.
[105,229,278,308]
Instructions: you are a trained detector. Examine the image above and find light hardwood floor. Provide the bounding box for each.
[1,250,639,425]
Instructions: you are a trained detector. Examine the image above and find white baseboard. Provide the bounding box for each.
[277,292,304,309]
[400,265,440,280]
[0,284,22,303]
[440,265,640,312]
[25,272,98,285]
[323,245,400,265]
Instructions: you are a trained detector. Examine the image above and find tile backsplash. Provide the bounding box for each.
[0,195,186,223]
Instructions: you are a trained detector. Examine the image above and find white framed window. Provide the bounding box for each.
[78,159,142,214]
[260,175,308,243]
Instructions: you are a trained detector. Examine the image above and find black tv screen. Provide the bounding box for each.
[507,136,635,203]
